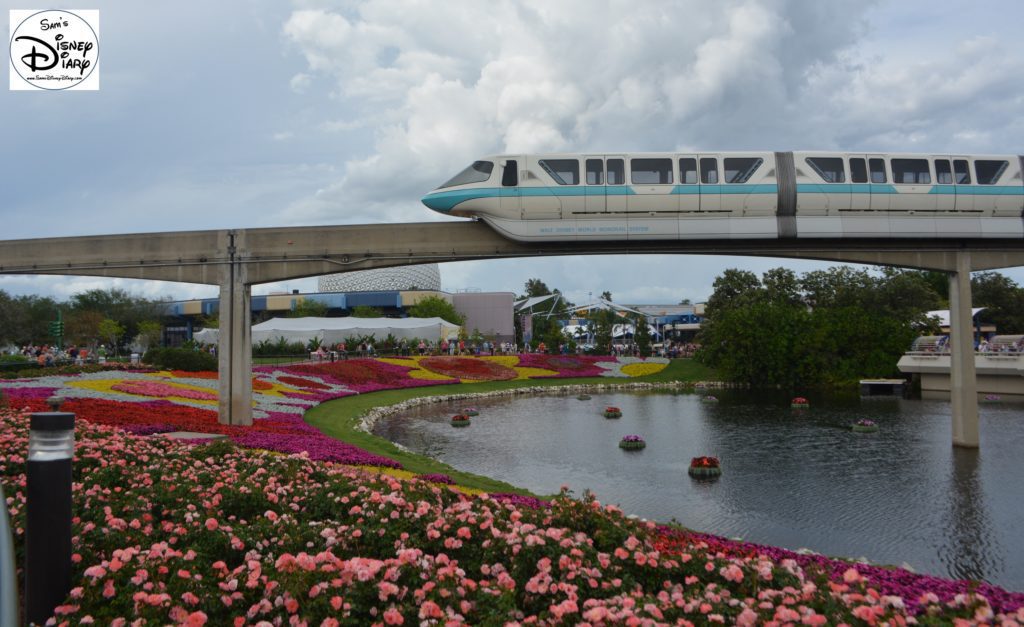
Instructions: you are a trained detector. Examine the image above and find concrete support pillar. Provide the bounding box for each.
[948,251,979,448]
[217,230,253,426]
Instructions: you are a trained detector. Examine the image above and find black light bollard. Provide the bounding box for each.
[25,410,75,625]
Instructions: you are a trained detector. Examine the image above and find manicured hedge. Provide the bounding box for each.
[143,347,217,372]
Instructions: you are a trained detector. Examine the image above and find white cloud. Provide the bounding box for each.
[7,0,1024,305]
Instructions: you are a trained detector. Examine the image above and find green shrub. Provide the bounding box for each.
[144,347,217,372]
[253,337,306,357]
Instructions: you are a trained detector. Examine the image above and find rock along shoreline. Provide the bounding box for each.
[356,379,735,433]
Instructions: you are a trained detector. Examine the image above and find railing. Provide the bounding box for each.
[0,481,19,626]
[904,349,1023,357]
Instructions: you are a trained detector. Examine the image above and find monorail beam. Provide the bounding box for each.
[949,252,980,448]
[4,222,1024,284]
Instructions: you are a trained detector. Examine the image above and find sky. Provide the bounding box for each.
[3,0,1024,307]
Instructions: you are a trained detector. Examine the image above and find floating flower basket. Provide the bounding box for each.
[463,408,479,416]
[688,456,721,478]
[450,414,471,427]
[851,419,878,433]
[982,394,1001,403]
[619,435,646,450]
[577,394,592,401]
[701,395,718,404]
[603,406,622,418]
[791,396,809,408]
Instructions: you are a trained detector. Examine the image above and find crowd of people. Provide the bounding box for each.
[7,343,110,366]
[307,337,703,361]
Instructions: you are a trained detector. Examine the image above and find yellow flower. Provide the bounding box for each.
[621,362,668,377]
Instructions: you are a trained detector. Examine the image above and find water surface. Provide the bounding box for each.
[373,389,1024,590]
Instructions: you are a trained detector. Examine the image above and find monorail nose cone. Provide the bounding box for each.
[421,193,450,213]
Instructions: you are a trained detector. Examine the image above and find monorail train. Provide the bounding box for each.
[421,152,1024,241]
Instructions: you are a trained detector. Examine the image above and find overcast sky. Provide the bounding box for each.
[4,0,1024,306]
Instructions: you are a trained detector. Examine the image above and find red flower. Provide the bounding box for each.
[420,357,517,381]
[690,456,720,468]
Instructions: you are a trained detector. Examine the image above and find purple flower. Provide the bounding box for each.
[417,473,454,485]
[621,434,644,443]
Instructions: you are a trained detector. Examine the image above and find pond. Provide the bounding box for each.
[373,389,1024,591]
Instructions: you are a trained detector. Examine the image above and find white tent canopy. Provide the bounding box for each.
[925,308,986,328]
[193,316,460,345]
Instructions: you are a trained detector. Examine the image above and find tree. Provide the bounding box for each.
[196,314,219,329]
[523,278,551,298]
[678,298,692,305]
[704,269,761,315]
[289,299,329,318]
[697,265,943,388]
[634,316,652,356]
[351,305,383,318]
[66,310,105,347]
[592,308,616,354]
[97,318,126,356]
[600,291,612,302]
[972,271,1024,333]
[69,288,167,343]
[136,320,163,352]
[408,295,465,326]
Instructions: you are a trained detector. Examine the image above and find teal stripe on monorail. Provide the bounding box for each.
[797,183,898,194]
[928,185,1023,195]
[797,183,1023,195]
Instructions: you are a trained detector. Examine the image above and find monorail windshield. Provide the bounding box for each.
[439,161,493,189]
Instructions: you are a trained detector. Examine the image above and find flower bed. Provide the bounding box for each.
[701,395,718,403]
[603,406,622,418]
[1,408,1020,624]
[462,407,479,416]
[791,396,810,408]
[688,455,722,478]
[619,434,646,450]
[852,419,879,433]
[450,414,471,427]
[420,356,518,381]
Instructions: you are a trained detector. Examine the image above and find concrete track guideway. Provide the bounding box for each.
[4,220,1024,447]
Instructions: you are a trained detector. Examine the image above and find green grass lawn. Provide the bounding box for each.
[304,358,715,495]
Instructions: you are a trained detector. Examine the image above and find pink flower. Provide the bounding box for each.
[418,600,443,619]
[184,612,208,626]
[204,518,218,531]
[83,565,107,579]
[843,567,864,584]
[383,608,405,624]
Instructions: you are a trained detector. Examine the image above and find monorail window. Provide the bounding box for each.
[631,158,673,184]
[502,160,518,187]
[607,159,625,185]
[805,157,845,183]
[679,158,697,184]
[724,157,763,183]
[539,159,579,185]
[975,160,1008,185]
[935,160,953,185]
[869,158,887,183]
[892,159,930,184]
[586,159,603,185]
[954,159,971,184]
[439,161,494,188]
[850,158,867,183]
[700,158,718,184]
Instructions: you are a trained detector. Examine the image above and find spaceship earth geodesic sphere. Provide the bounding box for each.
[317,264,442,292]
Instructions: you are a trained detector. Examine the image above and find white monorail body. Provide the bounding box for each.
[421,152,1024,241]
